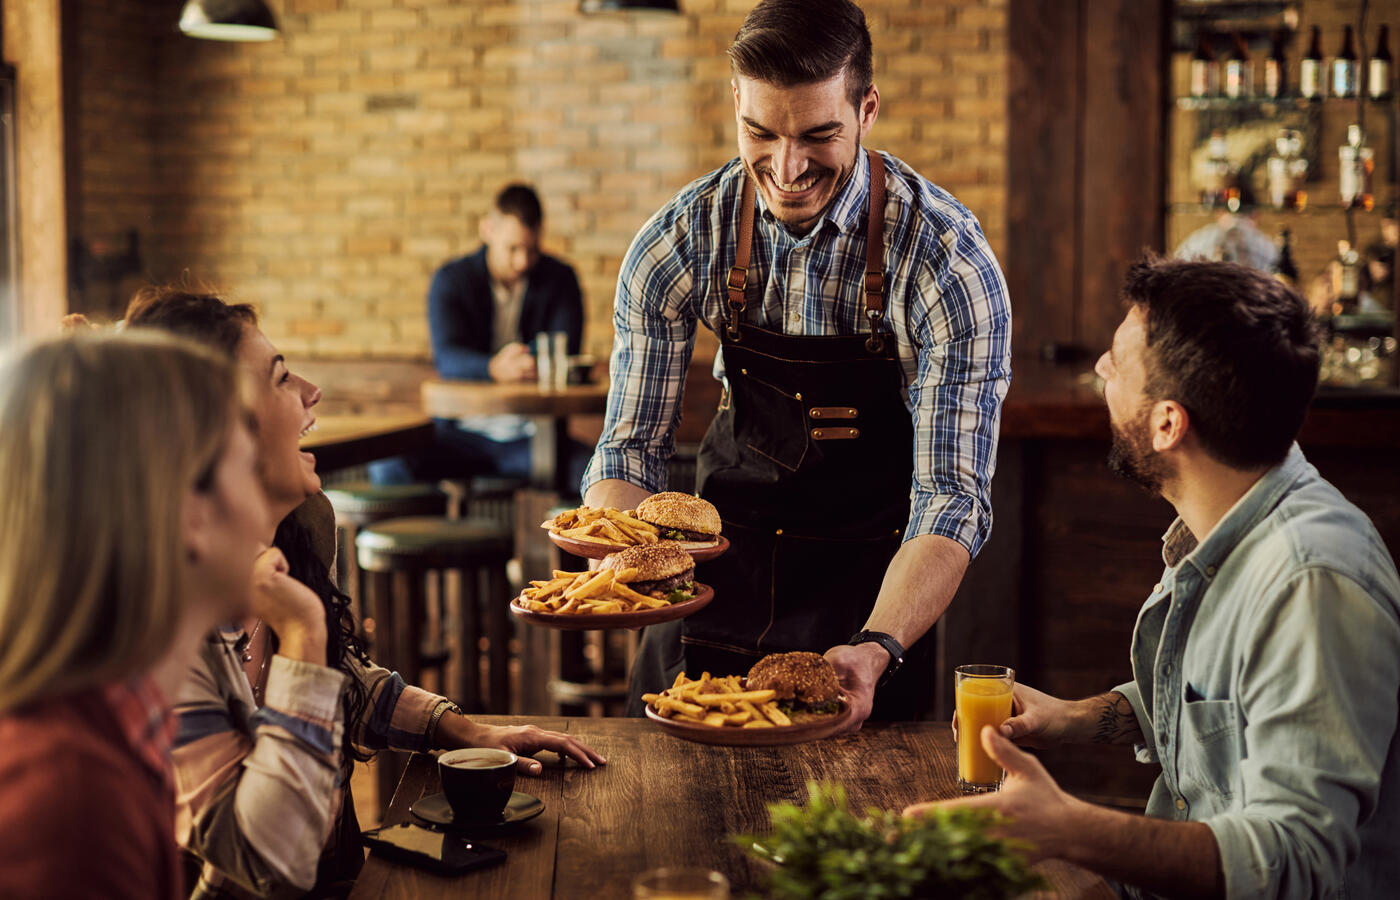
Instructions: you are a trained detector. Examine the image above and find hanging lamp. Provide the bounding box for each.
[178,0,279,41]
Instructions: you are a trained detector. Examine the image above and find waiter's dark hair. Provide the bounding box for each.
[728,0,874,110]
[1122,256,1321,470]
[494,182,543,231]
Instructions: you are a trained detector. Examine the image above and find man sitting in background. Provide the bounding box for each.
[371,183,591,491]
[907,258,1400,899]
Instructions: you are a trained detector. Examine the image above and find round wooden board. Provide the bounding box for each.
[644,700,853,746]
[509,583,714,631]
[546,532,730,562]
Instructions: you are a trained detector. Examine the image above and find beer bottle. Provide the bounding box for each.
[1334,25,1358,98]
[1190,33,1220,97]
[1225,33,1252,98]
[1300,25,1324,98]
[1264,30,1288,98]
[1370,25,1392,100]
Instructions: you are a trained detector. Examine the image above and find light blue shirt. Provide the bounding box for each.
[582,149,1011,556]
[1115,444,1400,899]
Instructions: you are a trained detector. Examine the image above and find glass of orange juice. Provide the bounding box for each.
[632,867,729,900]
[955,664,1015,793]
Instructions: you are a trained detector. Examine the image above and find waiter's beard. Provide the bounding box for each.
[746,147,860,232]
[1106,408,1172,495]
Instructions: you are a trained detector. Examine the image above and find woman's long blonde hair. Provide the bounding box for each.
[0,329,240,713]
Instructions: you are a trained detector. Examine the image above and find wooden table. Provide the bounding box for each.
[349,717,1114,900]
[301,414,434,473]
[420,379,611,492]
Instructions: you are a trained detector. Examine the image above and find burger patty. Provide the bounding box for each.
[627,569,695,596]
[654,527,716,543]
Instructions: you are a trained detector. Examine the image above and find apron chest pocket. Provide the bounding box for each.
[734,373,808,472]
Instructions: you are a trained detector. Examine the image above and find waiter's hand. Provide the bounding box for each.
[823,642,887,733]
[489,342,536,383]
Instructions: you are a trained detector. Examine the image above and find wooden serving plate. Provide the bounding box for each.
[644,699,853,746]
[509,583,714,631]
[546,532,730,562]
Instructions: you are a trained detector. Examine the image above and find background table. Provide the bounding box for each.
[301,414,434,473]
[420,380,610,492]
[349,716,1114,900]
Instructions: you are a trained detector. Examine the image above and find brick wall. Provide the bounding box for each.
[70,0,1008,369]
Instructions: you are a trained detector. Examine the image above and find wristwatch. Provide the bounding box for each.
[847,630,906,687]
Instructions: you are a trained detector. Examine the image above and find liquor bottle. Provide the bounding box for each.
[1264,30,1288,98]
[1267,129,1309,211]
[1201,131,1232,209]
[1190,33,1219,97]
[1275,228,1300,288]
[1334,25,1359,98]
[1225,33,1252,98]
[1371,25,1393,100]
[1335,240,1361,315]
[1339,123,1375,210]
[1300,25,1324,98]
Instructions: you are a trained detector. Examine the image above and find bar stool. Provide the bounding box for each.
[324,482,446,633]
[354,516,515,713]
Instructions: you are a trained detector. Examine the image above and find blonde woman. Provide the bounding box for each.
[0,331,269,899]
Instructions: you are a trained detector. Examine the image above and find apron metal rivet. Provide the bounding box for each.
[794,392,802,400]
[740,368,747,375]
[849,428,857,436]
[848,408,856,416]
[775,528,783,535]
[811,409,822,418]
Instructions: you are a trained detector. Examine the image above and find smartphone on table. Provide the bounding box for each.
[361,823,507,876]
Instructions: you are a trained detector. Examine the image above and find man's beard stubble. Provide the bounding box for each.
[1106,408,1171,495]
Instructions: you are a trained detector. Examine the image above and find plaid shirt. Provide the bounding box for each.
[102,676,177,794]
[582,150,1011,556]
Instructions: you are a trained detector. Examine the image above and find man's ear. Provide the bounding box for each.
[1150,399,1189,452]
[859,84,880,139]
[732,78,741,120]
[478,212,495,246]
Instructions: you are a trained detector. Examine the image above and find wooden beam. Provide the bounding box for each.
[3,0,68,338]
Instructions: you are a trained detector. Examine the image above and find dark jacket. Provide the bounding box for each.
[427,246,584,380]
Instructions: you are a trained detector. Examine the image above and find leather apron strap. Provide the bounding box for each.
[725,149,888,351]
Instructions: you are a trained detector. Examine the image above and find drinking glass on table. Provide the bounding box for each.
[551,332,569,390]
[954,664,1015,793]
[536,333,554,390]
[632,867,729,899]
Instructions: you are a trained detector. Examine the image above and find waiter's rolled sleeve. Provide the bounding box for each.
[902,218,1011,558]
[582,212,697,497]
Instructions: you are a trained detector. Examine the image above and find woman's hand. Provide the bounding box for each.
[439,717,607,775]
[250,547,326,663]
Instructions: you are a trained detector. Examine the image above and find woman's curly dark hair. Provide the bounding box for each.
[273,515,374,763]
[126,284,374,765]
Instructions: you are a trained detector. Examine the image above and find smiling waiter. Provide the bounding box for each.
[582,0,1011,729]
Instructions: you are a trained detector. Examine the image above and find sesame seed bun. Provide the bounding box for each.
[745,652,841,708]
[600,541,695,590]
[635,492,722,546]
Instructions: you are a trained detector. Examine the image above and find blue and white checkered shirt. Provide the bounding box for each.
[581,149,1011,557]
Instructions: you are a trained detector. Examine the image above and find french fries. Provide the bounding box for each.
[514,567,674,615]
[542,506,661,547]
[643,673,793,729]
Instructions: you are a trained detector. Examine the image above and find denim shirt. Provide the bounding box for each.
[1113,445,1400,900]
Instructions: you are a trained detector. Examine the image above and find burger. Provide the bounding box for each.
[600,541,697,602]
[634,492,723,550]
[745,651,843,721]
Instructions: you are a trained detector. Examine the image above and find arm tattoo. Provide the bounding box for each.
[1091,692,1143,745]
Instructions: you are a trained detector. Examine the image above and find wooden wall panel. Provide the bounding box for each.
[1007,0,1166,358]
[1007,0,1081,358]
[1078,0,1166,356]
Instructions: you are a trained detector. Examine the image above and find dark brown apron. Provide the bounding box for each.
[627,151,933,720]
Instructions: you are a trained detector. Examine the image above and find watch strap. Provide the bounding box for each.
[848,630,905,686]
